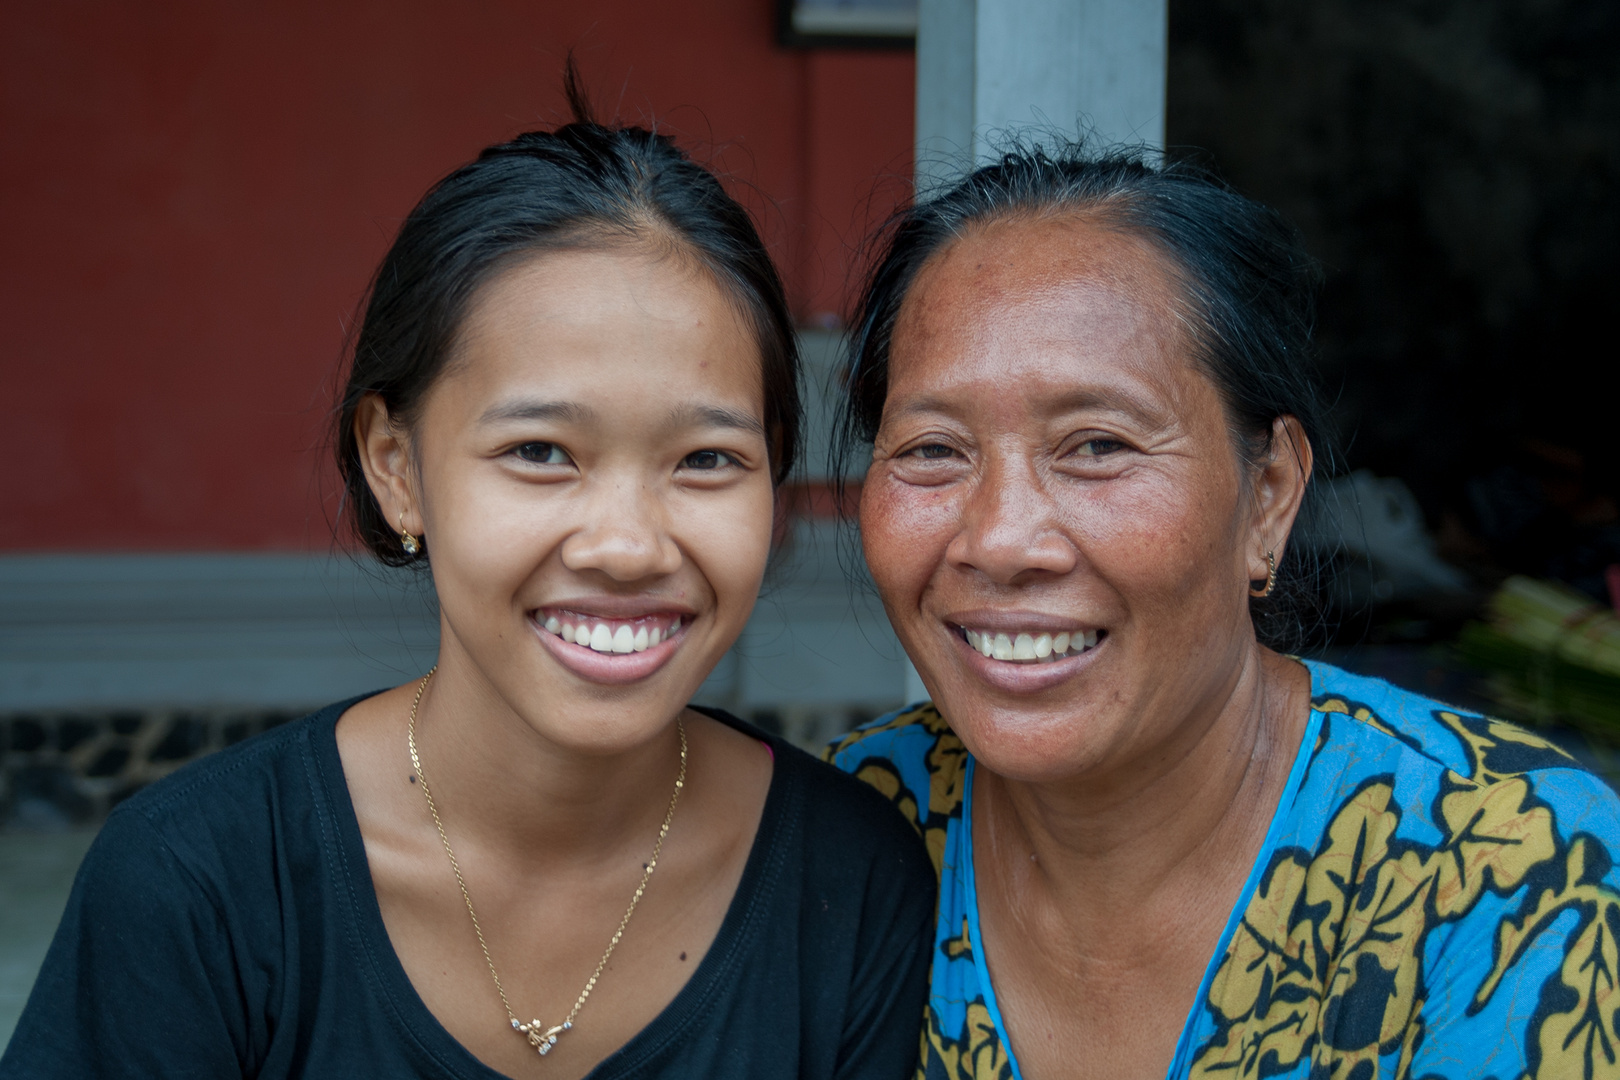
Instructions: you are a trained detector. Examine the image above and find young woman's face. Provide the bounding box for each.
[392,246,773,752]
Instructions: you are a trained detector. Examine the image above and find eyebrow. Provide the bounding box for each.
[475,398,765,437]
[666,403,766,437]
[477,399,595,425]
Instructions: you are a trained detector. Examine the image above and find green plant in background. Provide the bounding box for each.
[1459,576,1620,736]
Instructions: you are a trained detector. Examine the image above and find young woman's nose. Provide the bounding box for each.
[945,453,1077,585]
[559,476,683,582]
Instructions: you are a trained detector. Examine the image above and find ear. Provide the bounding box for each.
[353,394,421,538]
[1247,415,1313,584]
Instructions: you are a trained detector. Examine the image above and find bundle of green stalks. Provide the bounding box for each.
[1459,576,1620,736]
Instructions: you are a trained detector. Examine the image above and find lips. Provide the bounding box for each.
[529,606,692,686]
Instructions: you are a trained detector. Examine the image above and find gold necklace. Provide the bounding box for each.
[405,666,687,1058]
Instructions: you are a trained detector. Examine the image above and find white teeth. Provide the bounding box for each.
[542,612,684,654]
[962,626,1101,664]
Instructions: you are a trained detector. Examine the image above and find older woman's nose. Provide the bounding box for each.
[945,457,1078,585]
[559,478,683,582]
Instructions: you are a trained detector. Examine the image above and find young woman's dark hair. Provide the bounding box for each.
[832,138,1335,649]
[336,73,801,566]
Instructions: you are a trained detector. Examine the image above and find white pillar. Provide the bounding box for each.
[916,0,1168,186]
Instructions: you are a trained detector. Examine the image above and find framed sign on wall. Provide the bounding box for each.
[777,0,917,48]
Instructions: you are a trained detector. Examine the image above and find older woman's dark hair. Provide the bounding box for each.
[335,74,801,566]
[834,140,1333,649]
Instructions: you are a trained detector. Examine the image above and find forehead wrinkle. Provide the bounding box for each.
[891,383,1170,433]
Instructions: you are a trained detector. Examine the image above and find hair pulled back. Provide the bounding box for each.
[336,69,800,566]
[834,139,1333,650]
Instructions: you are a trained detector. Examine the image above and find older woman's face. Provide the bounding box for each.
[862,216,1277,782]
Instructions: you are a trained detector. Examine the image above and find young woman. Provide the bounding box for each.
[1,87,934,1080]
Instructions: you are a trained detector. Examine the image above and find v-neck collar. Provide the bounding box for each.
[305,698,797,1079]
[958,705,1325,1080]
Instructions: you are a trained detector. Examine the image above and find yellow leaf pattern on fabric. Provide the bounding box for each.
[1193,781,1431,1079]
[925,1003,1013,1080]
[1480,837,1620,1076]
[854,761,920,830]
[831,669,1620,1080]
[1190,699,1620,1079]
[944,918,974,962]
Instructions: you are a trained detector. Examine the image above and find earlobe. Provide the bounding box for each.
[1247,416,1312,593]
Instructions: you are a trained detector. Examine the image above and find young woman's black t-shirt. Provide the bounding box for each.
[0,697,935,1079]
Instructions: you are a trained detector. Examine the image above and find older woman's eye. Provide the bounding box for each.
[514,442,571,465]
[912,443,957,459]
[681,449,735,470]
[1074,438,1125,457]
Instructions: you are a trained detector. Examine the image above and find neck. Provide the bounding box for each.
[977,646,1310,926]
[409,646,687,867]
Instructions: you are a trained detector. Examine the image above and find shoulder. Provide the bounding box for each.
[119,702,343,819]
[775,737,933,878]
[1192,665,1620,1078]
[1303,660,1616,822]
[93,698,360,887]
[688,704,934,889]
[823,703,966,881]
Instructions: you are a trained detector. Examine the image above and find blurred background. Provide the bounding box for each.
[2,0,1618,1043]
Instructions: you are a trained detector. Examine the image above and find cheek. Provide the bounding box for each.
[680,482,776,615]
[425,463,563,593]
[1066,467,1241,599]
[859,469,959,595]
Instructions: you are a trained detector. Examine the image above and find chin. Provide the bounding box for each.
[518,693,686,756]
[945,702,1115,783]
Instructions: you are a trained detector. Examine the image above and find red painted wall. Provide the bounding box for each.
[0,1,913,551]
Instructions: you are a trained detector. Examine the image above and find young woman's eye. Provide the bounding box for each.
[514,441,571,465]
[681,449,735,471]
[1073,438,1125,457]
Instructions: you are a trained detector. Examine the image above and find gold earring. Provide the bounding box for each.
[398,512,420,556]
[1249,550,1277,598]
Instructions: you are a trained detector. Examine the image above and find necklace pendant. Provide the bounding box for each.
[517,1019,572,1056]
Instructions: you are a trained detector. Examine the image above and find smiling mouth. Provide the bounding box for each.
[538,609,685,655]
[957,625,1106,664]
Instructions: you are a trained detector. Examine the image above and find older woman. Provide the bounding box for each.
[827,145,1620,1080]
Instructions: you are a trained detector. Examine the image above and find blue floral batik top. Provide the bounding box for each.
[825,660,1620,1080]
